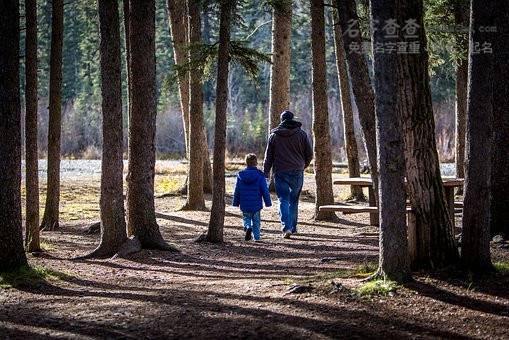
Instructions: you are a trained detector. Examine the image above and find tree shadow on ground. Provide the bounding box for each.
[4,279,472,339]
[405,279,509,316]
[224,211,368,229]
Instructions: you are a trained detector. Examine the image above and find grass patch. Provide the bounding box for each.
[0,265,70,289]
[155,177,183,195]
[494,261,509,275]
[355,280,399,297]
[355,262,378,277]
[40,241,56,251]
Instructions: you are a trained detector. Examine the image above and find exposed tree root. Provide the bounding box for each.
[40,220,59,232]
[180,202,208,212]
[195,233,208,243]
[84,222,101,234]
[140,234,180,252]
[313,212,340,223]
[73,245,118,260]
[364,268,413,283]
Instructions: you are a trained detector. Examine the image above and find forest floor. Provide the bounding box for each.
[2,162,509,339]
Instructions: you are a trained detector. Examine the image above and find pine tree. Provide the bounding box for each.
[335,0,379,204]
[453,0,469,189]
[41,0,64,231]
[462,0,496,272]
[370,0,410,282]
[126,0,176,250]
[0,0,29,271]
[206,0,236,243]
[490,0,509,239]
[84,0,128,258]
[182,0,207,210]
[310,0,338,222]
[268,0,292,130]
[398,0,458,269]
[331,11,364,201]
[25,0,41,252]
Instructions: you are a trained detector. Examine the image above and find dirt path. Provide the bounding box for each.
[2,174,509,339]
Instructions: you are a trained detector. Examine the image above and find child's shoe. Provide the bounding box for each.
[245,228,253,241]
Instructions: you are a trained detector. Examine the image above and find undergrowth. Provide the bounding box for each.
[494,261,509,275]
[355,280,399,297]
[0,265,70,289]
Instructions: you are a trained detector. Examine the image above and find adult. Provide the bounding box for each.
[263,110,313,238]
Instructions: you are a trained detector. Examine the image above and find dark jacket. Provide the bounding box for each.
[263,120,313,177]
[233,167,272,213]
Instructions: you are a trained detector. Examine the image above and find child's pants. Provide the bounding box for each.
[242,210,261,240]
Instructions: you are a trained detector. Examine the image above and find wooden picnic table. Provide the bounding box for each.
[333,177,464,226]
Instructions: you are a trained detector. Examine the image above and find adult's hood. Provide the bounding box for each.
[271,119,303,137]
[238,167,263,184]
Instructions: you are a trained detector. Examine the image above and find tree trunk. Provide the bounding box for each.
[369,0,410,282]
[202,138,213,194]
[25,0,41,252]
[332,11,364,201]
[462,0,496,272]
[41,0,64,231]
[335,0,378,203]
[453,0,469,191]
[206,0,235,243]
[268,0,292,130]
[167,0,190,155]
[83,0,128,258]
[183,0,206,210]
[123,0,131,155]
[127,0,174,250]
[0,0,28,271]
[454,58,468,181]
[398,0,458,269]
[310,0,338,222]
[490,0,509,239]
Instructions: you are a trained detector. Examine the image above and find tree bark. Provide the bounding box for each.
[454,58,468,181]
[123,0,131,155]
[462,0,496,272]
[335,0,378,203]
[127,0,174,250]
[167,0,190,155]
[84,0,128,258]
[490,0,509,239]
[332,11,364,201]
[183,0,206,210]
[268,0,292,131]
[370,0,410,282]
[453,0,469,189]
[310,0,338,222]
[206,0,235,243]
[25,0,41,252]
[202,138,213,194]
[41,0,64,231]
[398,0,458,269]
[168,1,212,195]
[0,0,29,271]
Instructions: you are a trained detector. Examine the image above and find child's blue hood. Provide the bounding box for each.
[238,167,263,184]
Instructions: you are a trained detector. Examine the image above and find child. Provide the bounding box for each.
[233,153,272,241]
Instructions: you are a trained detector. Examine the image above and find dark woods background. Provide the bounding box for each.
[18,0,456,161]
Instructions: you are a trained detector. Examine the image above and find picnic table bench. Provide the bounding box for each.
[331,177,464,226]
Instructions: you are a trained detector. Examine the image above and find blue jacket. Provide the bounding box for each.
[233,167,272,213]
